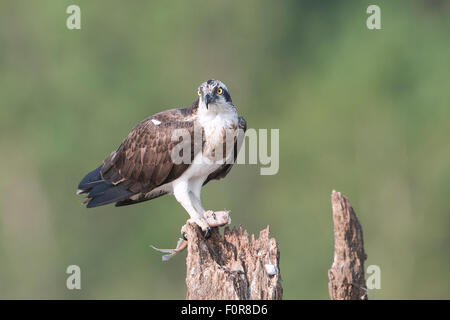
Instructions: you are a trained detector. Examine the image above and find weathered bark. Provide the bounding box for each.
[328,190,368,300]
[185,223,282,300]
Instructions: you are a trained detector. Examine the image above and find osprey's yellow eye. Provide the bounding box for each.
[197,90,201,96]
[217,88,223,95]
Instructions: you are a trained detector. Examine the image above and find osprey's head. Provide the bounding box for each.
[197,79,233,111]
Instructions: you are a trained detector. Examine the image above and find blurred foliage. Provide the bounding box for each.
[0,0,449,299]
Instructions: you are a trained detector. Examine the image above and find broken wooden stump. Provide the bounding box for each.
[328,190,368,300]
[184,223,282,300]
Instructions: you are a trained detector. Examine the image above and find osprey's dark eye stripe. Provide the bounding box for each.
[222,89,232,103]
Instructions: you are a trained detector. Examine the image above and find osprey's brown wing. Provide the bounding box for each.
[77,104,198,208]
[203,116,247,185]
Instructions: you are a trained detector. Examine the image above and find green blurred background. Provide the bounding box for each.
[0,0,449,299]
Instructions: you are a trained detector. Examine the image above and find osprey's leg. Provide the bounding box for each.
[173,179,211,238]
[189,177,206,215]
[189,178,230,228]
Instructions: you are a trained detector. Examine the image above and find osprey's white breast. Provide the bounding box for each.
[198,108,239,162]
[172,106,238,181]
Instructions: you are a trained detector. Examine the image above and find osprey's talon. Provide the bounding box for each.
[180,224,188,241]
[187,217,210,234]
[204,226,212,239]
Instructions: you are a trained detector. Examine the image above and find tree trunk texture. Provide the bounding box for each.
[184,223,282,300]
[328,190,368,300]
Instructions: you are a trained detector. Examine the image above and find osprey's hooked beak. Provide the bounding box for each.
[204,93,216,108]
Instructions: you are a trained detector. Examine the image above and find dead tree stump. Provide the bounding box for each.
[328,190,368,300]
[184,223,282,300]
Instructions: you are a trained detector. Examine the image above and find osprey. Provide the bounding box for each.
[77,79,246,239]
